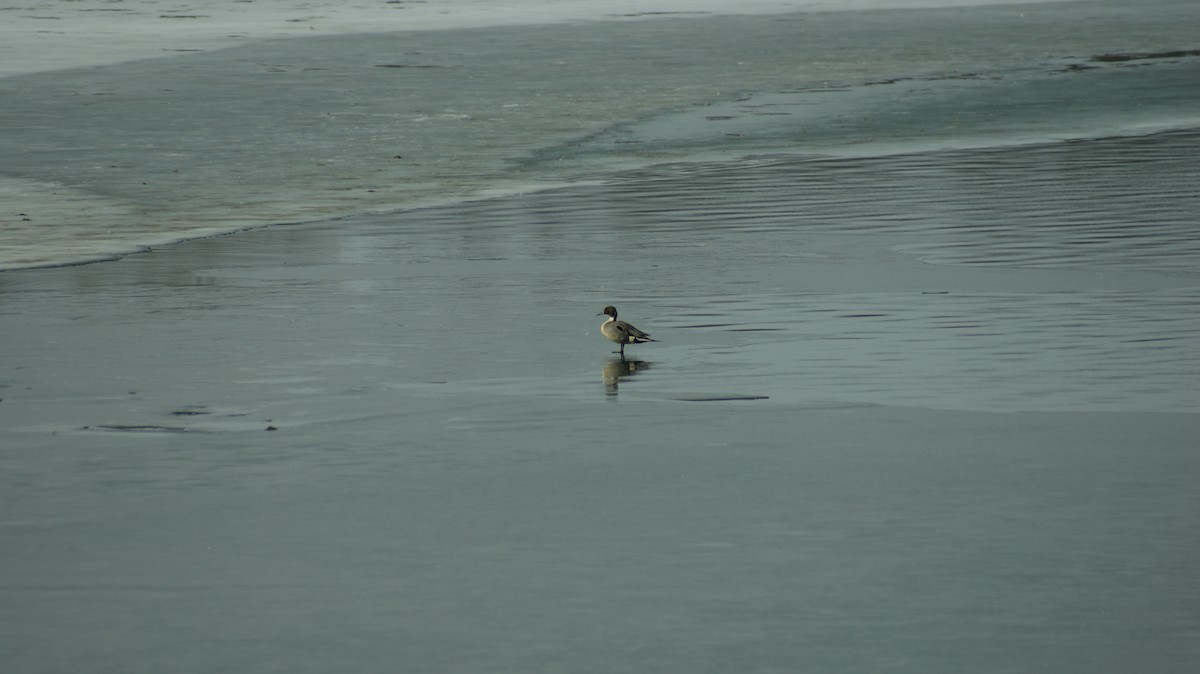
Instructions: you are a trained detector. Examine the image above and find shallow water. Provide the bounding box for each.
[3,122,1199,672]
[6,129,1199,419]
[3,1,1200,672]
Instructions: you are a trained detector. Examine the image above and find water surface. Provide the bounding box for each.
[2,1,1199,672]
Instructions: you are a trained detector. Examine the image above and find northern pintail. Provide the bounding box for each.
[597,305,657,355]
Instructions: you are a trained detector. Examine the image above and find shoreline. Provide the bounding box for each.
[4,124,1199,274]
[3,0,1198,270]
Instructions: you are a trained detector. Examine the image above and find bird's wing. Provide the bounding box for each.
[618,321,653,341]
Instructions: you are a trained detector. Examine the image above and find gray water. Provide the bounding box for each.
[3,1,1200,672]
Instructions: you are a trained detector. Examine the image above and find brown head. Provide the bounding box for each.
[597,306,618,318]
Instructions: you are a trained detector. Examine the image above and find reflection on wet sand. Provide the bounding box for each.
[602,357,651,396]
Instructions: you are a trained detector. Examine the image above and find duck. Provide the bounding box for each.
[597,305,657,355]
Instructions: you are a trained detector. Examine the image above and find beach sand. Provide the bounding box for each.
[2,1,1200,672]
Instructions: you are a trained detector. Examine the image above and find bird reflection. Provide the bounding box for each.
[602,356,651,396]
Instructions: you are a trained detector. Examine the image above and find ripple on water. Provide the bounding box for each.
[482,128,1200,273]
[265,128,1200,412]
[663,289,1200,412]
